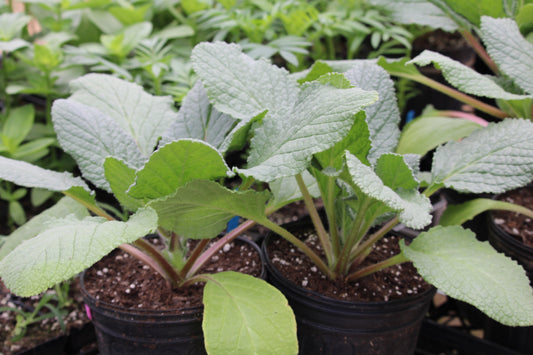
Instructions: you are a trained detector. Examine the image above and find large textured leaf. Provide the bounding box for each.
[397,114,482,156]
[191,42,298,121]
[431,119,533,193]
[408,50,532,101]
[52,99,145,191]
[343,59,401,163]
[0,197,89,260]
[149,180,271,239]
[128,140,230,200]
[160,81,237,150]
[345,152,432,229]
[68,73,178,156]
[0,155,89,192]
[368,0,458,31]
[203,272,298,355]
[239,82,378,182]
[480,16,533,95]
[428,0,508,28]
[0,208,158,296]
[401,226,533,326]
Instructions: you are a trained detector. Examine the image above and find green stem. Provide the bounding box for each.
[345,253,408,282]
[180,238,210,279]
[459,29,499,75]
[295,174,334,265]
[325,175,340,258]
[133,238,182,285]
[348,216,399,264]
[62,191,115,221]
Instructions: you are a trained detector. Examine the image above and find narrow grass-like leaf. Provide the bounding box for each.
[401,226,533,326]
[0,208,158,296]
[431,119,533,193]
[203,271,298,355]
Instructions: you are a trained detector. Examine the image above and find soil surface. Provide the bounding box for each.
[1,278,91,355]
[493,186,533,248]
[83,237,262,311]
[267,229,431,302]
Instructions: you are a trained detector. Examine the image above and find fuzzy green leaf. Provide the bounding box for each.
[344,61,401,163]
[397,114,482,156]
[345,151,432,229]
[68,73,177,156]
[480,16,533,95]
[401,226,533,326]
[409,50,532,101]
[128,140,230,200]
[0,197,89,260]
[0,208,158,296]
[428,0,508,28]
[440,198,533,226]
[375,154,418,190]
[150,180,270,239]
[431,119,533,193]
[104,158,144,211]
[203,271,298,355]
[52,99,146,191]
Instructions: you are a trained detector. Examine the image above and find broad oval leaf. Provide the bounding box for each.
[0,208,158,296]
[203,271,298,355]
[401,226,533,326]
[431,119,533,193]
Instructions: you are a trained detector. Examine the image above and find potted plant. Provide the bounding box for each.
[0,71,300,354]
[153,41,533,354]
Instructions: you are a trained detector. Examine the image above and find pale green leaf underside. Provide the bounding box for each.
[409,50,532,101]
[344,61,401,163]
[440,198,533,226]
[52,99,145,191]
[149,180,270,239]
[0,39,29,52]
[397,115,482,156]
[68,73,177,156]
[269,171,320,211]
[203,271,298,355]
[345,151,432,229]
[0,208,158,296]
[368,0,458,31]
[128,139,230,200]
[431,119,533,193]
[160,80,237,151]
[401,226,533,326]
[239,83,378,182]
[0,197,89,260]
[481,16,533,95]
[0,155,89,192]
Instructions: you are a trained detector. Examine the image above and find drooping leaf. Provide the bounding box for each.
[52,99,145,191]
[0,197,89,260]
[345,151,432,229]
[397,114,482,156]
[344,61,401,163]
[431,119,533,193]
[104,157,144,211]
[401,226,533,326]
[0,208,158,296]
[128,140,230,200]
[480,16,533,95]
[439,198,533,226]
[203,271,298,355]
[68,73,178,156]
[408,50,532,101]
[149,180,270,239]
[160,81,237,150]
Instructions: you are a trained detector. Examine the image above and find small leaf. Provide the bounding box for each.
[1,105,34,150]
[203,272,298,355]
[431,119,533,193]
[128,140,229,200]
[401,226,533,326]
[0,208,158,296]
[149,180,270,239]
[9,201,26,226]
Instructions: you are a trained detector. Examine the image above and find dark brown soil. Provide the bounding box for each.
[83,237,262,310]
[1,278,90,355]
[267,230,431,302]
[493,186,533,248]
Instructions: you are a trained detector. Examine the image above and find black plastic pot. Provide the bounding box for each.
[81,237,265,355]
[262,233,435,355]
[485,199,533,354]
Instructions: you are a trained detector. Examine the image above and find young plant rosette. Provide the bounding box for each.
[0,72,301,353]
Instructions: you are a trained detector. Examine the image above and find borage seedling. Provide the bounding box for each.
[157,41,533,327]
